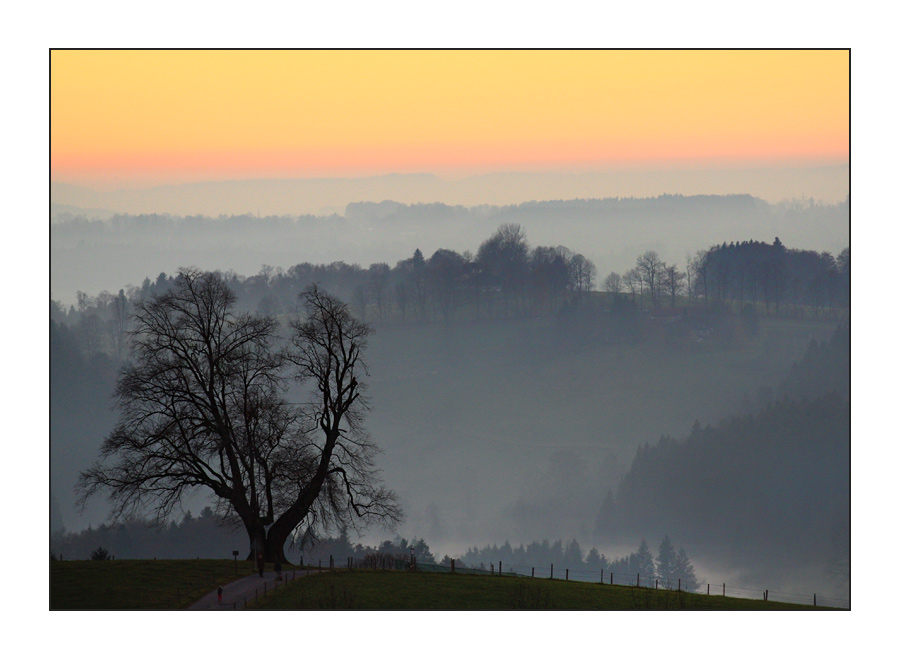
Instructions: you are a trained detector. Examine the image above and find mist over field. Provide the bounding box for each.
[50,174,849,605]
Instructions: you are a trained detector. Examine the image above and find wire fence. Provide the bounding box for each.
[284,552,849,609]
[405,559,849,609]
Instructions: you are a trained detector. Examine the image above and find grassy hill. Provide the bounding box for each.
[250,569,835,610]
[49,560,838,610]
[49,559,257,610]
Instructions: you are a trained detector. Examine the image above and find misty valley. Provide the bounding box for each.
[50,205,849,607]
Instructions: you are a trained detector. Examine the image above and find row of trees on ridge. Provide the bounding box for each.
[605,239,849,316]
[52,228,849,363]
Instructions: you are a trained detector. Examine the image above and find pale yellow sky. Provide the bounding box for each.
[51,50,849,188]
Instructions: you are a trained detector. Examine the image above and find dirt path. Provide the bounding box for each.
[187,568,318,610]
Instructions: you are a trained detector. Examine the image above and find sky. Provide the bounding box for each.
[51,49,849,190]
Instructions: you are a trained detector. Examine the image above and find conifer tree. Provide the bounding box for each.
[656,535,677,588]
[635,539,656,583]
[674,546,700,592]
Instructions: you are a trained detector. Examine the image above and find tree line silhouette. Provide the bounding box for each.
[51,226,849,362]
[50,509,436,566]
[456,536,698,589]
[50,511,699,590]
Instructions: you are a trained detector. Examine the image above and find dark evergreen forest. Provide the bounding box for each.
[596,324,849,595]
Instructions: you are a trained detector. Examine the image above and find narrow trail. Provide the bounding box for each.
[188,568,319,610]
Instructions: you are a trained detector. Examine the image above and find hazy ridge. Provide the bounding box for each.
[51,193,848,306]
[50,166,849,217]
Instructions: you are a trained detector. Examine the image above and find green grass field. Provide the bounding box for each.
[50,560,837,610]
[49,559,259,610]
[249,569,834,610]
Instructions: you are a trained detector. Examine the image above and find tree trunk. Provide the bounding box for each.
[242,527,289,564]
[244,525,268,562]
[264,527,289,564]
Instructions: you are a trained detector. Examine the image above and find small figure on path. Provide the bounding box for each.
[217,585,223,604]
[275,558,283,581]
[257,552,265,577]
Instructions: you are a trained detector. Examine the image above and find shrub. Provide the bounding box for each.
[90,547,110,561]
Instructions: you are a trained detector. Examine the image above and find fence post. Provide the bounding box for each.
[707,584,710,596]
[550,564,554,580]
[330,555,334,570]
[499,561,502,576]
[814,593,816,607]
[531,567,534,578]
[611,573,613,585]
[678,579,681,592]
[655,579,658,589]
[723,583,725,597]
[637,573,640,588]
[566,569,568,581]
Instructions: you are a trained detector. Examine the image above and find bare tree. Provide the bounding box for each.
[661,263,686,307]
[623,268,641,306]
[570,253,596,296]
[282,285,402,551]
[603,272,623,298]
[636,251,664,308]
[692,249,710,305]
[258,264,275,287]
[368,263,391,322]
[684,253,696,304]
[78,270,400,563]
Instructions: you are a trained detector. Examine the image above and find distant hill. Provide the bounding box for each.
[50,165,848,217]
[51,201,115,221]
[50,193,848,306]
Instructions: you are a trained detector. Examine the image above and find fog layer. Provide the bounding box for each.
[51,193,848,306]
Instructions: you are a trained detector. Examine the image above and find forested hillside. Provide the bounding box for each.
[50,223,848,602]
[596,324,849,597]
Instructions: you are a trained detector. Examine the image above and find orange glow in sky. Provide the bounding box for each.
[51,50,849,187]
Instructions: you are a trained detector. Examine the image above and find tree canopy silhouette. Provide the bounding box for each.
[78,268,401,562]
